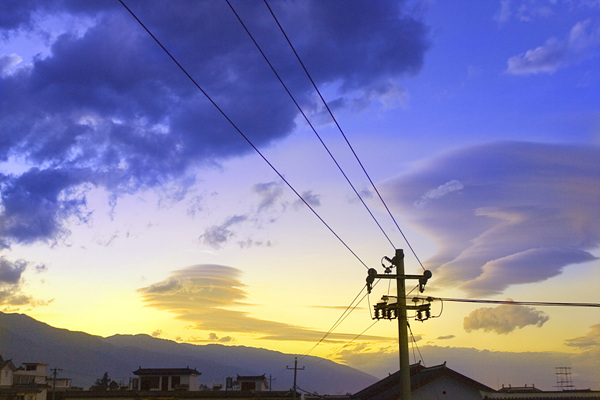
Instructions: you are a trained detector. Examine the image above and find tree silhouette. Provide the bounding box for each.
[90,372,119,391]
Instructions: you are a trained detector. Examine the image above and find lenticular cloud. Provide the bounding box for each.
[383,142,600,296]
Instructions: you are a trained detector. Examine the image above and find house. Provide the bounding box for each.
[352,362,494,400]
[236,375,268,392]
[0,356,50,400]
[49,378,73,392]
[132,367,201,391]
[0,356,17,387]
[14,363,49,386]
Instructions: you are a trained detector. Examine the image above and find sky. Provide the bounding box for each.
[1,0,599,392]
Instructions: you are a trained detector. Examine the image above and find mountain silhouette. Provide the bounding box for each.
[0,312,376,394]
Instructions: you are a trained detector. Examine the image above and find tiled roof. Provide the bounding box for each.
[352,362,494,400]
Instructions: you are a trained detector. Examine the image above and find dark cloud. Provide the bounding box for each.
[202,181,322,249]
[35,264,47,273]
[463,303,549,334]
[151,329,163,338]
[0,0,429,247]
[199,215,248,249]
[185,195,204,217]
[436,334,455,340]
[143,277,182,294]
[252,182,284,212]
[564,324,600,350]
[0,257,27,283]
[237,238,272,249]
[0,168,90,245]
[138,264,391,343]
[295,190,321,208]
[383,142,600,296]
[0,256,49,308]
[205,332,235,343]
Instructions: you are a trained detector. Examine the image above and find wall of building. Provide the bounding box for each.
[413,375,483,400]
[1,367,14,386]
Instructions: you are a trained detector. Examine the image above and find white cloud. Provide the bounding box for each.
[494,0,512,24]
[0,53,22,77]
[506,20,600,75]
[414,179,464,209]
[463,303,549,334]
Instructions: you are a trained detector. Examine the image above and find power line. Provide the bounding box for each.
[117,0,369,270]
[300,284,368,359]
[301,278,387,360]
[225,0,396,250]
[417,297,600,308]
[326,319,380,359]
[407,323,425,366]
[225,1,407,360]
[263,0,426,271]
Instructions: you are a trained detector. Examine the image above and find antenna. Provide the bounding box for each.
[554,367,575,391]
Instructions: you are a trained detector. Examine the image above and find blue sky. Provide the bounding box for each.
[1,0,599,392]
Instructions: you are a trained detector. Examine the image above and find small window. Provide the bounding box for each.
[171,376,180,388]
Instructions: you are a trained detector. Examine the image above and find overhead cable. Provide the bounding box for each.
[300,284,368,360]
[326,320,380,359]
[263,0,426,270]
[226,0,396,250]
[118,0,369,270]
[411,297,600,308]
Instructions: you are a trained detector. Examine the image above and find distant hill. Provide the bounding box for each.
[0,312,376,394]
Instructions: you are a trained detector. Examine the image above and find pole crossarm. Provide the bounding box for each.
[371,273,429,280]
[367,269,432,294]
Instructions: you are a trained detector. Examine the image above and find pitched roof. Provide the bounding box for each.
[0,357,16,372]
[352,362,494,400]
[133,367,201,376]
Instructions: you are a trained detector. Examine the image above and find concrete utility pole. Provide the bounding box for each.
[286,357,305,399]
[366,249,432,400]
[269,374,276,392]
[394,250,411,400]
[50,367,62,400]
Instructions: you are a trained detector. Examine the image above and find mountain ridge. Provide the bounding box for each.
[0,312,376,394]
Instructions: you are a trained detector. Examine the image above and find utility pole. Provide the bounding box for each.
[366,249,432,400]
[50,367,62,400]
[269,374,276,392]
[286,357,305,399]
[395,250,411,400]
